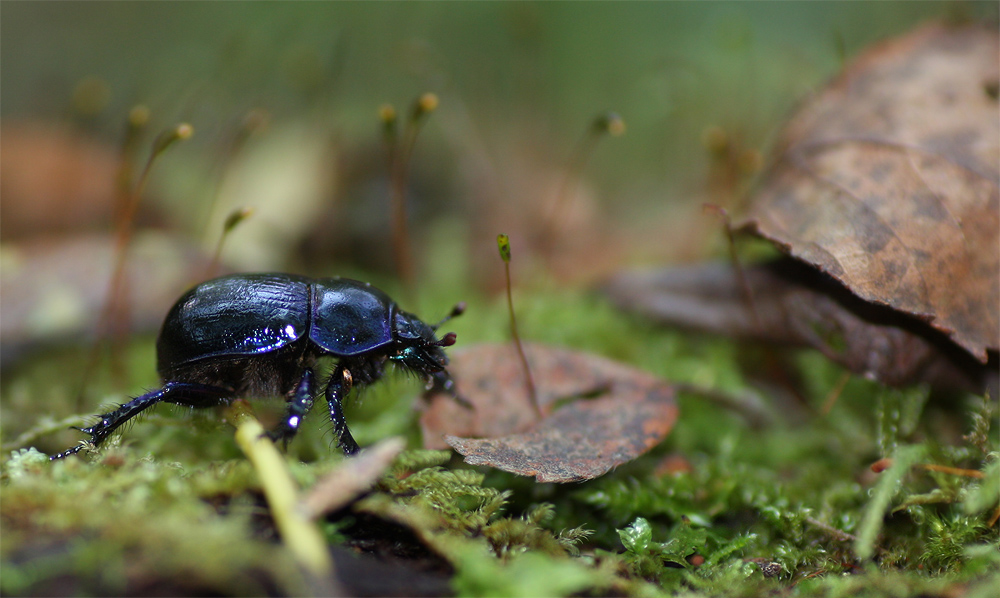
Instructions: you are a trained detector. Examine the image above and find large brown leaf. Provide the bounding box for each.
[737,22,999,361]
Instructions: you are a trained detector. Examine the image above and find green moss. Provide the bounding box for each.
[3,285,998,596]
[1,448,304,595]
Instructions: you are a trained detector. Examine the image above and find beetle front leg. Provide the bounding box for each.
[267,368,316,448]
[428,369,472,409]
[325,364,360,456]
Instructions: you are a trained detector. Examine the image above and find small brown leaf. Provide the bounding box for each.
[421,343,678,483]
[737,22,999,360]
[300,437,405,520]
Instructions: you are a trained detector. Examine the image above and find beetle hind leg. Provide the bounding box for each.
[50,382,232,460]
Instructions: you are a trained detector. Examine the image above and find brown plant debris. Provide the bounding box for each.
[603,259,995,393]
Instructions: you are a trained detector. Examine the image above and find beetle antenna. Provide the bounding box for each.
[434,332,457,347]
[432,302,466,330]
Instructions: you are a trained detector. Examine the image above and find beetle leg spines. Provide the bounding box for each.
[50,382,233,460]
[49,442,92,460]
[50,388,169,460]
[266,368,317,448]
[324,364,360,456]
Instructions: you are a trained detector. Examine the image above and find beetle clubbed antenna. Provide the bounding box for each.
[435,332,457,347]
[433,301,466,330]
[497,234,541,418]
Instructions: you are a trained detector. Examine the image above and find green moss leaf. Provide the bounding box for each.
[620,517,653,552]
[855,444,926,560]
[963,458,1000,515]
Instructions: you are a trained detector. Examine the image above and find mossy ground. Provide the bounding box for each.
[2,285,997,597]
[2,6,998,593]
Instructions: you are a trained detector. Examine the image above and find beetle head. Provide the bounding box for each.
[392,311,456,375]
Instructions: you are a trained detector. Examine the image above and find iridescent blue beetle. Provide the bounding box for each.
[52,273,461,459]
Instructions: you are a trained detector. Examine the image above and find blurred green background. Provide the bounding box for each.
[2,1,995,283]
[5,0,995,426]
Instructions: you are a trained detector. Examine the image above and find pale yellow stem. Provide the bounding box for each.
[229,401,333,579]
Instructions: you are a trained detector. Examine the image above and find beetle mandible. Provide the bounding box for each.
[51,273,462,460]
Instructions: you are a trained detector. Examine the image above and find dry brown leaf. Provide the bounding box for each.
[603,259,994,393]
[300,437,404,520]
[737,22,999,361]
[421,343,678,483]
